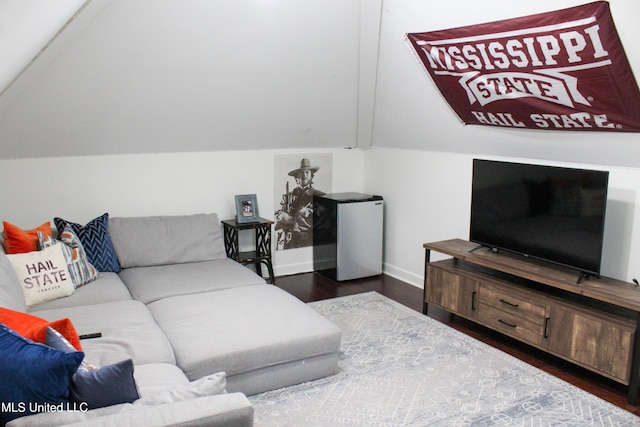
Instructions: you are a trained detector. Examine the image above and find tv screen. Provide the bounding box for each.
[470,159,609,277]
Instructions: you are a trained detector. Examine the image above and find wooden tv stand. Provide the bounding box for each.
[423,239,640,404]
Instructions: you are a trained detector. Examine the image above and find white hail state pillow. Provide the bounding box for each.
[6,244,75,308]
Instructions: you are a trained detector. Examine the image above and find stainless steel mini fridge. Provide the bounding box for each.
[313,192,383,281]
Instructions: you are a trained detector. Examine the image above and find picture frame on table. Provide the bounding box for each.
[235,194,260,223]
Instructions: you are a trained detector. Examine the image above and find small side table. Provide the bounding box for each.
[222,218,275,284]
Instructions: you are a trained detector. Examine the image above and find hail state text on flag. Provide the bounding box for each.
[406,1,640,131]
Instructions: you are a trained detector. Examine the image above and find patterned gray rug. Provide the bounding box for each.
[249,292,640,426]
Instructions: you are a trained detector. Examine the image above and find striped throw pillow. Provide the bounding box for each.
[38,227,98,287]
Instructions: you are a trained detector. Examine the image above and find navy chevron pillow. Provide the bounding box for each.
[54,213,121,273]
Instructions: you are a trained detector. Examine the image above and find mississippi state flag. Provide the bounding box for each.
[406,2,640,131]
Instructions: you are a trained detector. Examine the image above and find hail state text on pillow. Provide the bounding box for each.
[20,259,69,290]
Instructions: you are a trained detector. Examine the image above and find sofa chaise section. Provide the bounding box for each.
[149,284,342,395]
[111,213,342,395]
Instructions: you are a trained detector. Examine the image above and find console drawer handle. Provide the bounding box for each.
[498,319,517,328]
[544,317,550,338]
[471,291,477,310]
[499,299,519,308]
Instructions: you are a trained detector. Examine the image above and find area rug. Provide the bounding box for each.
[249,292,640,426]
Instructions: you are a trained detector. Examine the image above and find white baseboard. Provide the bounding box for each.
[273,261,314,278]
[382,263,423,289]
[272,259,423,289]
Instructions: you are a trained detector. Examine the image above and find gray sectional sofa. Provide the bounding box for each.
[0,213,342,426]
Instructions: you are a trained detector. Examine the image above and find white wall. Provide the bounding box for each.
[363,149,471,286]
[364,148,640,287]
[0,147,364,276]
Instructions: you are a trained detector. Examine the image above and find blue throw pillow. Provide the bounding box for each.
[46,327,139,410]
[0,323,84,424]
[54,213,121,273]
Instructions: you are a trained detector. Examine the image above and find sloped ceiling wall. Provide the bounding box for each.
[0,0,86,95]
[0,0,362,159]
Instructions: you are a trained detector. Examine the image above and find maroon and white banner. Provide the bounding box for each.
[406,2,640,131]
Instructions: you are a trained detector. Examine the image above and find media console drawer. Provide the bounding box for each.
[478,283,547,324]
[477,303,545,346]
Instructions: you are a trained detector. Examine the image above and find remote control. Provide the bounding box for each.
[79,332,102,340]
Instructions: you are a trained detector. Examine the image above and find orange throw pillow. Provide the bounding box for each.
[0,307,83,351]
[2,221,53,254]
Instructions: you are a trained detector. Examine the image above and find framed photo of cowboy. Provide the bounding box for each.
[235,194,260,223]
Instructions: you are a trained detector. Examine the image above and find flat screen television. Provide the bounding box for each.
[469,159,609,280]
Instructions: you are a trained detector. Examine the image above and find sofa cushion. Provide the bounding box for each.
[119,258,266,304]
[28,272,132,312]
[109,213,227,268]
[6,244,75,308]
[148,285,341,391]
[0,250,27,312]
[54,213,121,273]
[2,221,52,254]
[33,300,175,367]
[0,323,84,425]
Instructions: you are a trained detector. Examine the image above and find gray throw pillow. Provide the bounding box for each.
[134,372,226,406]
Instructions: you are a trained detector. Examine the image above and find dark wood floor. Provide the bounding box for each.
[274,272,640,417]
